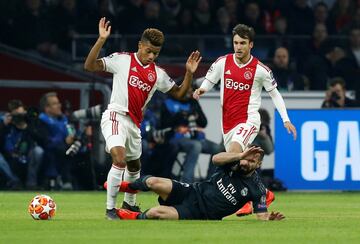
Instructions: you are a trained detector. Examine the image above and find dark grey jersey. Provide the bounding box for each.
[192,167,267,220]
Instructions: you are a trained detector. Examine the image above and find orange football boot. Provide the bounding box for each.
[116,209,140,220]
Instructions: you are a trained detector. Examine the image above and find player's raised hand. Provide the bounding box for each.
[240,146,264,160]
[284,121,297,140]
[268,211,285,221]
[186,51,202,74]
[99,17,111,40]
[193,88,206,100]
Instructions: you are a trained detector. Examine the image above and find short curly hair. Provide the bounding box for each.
[232,24,255,43]
[141,28,165,47]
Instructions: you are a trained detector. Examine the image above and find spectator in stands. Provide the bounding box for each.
[222,0,242,27]
[336,27,360,97]
[175,8,196,34]
[313,1,335,34]
[39,92,75,190]
[160,87,223,183]
[322,77,359,108]
[329,0,355,33]
[12,0,63,60]
[341,7,360,34]
[49,0,81,52]
[271,47,308,91]
[81,0,118,34]
[1,100,46,189]
[241,1,266,34]
[301,23,345,90]
[117,0,145,33]
[287,0,314,35]
[193,0,213,34]
[160,0,183,32]
[212,7,232,35]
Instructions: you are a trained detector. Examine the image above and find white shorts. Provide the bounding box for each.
[223,121,260,152]
[100,110,142,161]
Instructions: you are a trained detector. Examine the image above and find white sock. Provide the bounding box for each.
[123,168,140,206]
[106,164,125,210]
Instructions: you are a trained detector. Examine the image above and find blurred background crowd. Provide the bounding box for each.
[0,0,359,191]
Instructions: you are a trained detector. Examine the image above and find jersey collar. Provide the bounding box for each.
[134,52,150,69]
[232,54,253,68]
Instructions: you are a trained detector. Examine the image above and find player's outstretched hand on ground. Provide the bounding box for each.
[284,121,297,140]
[99,17,111,40]
[193,88,206,100]
[268,211,285,221]
[186,51,202,74]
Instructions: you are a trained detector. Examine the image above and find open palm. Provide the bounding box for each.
[186,51,202,74]
[99,17,111,39]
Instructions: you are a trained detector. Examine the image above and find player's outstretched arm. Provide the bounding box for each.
[168,51,202,99]
[256,211,285,221]
[268,88,297,140]
[212,146,263,166]
[84,17,111,72]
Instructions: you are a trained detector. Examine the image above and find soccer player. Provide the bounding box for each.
[193,24,297,216]
[84,18,202,220]
[113,146,285,221]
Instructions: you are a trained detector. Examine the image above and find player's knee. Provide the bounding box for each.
[111,150,126,167]
[146,177,161,189]
[126,160,141,172]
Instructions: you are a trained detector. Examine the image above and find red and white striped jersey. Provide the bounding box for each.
[204,54,277,134]
[101,52,175,127]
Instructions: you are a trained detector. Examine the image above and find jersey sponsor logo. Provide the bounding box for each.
[240,187,248,196]
[216,178,238,205]
[129,75,152,92]
[244,71,252,80]
[225,78,251,91]
[225,69,231,75]
[148,72,155,82]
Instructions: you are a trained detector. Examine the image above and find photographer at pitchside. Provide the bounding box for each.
[322,77,359,108]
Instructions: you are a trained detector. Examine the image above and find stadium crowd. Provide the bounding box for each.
[0,0,359,190]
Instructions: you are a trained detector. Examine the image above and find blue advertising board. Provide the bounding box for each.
[275,109,360,190]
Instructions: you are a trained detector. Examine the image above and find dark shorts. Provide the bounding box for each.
[158,180,204,220]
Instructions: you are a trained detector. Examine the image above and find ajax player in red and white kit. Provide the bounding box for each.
[194,24,297,216]
[84,18,201,220]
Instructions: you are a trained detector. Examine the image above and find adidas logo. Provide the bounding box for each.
[131,67,138,72]
[225,70,231,75]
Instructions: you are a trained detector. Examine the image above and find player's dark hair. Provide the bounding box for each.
[258,149,265,162]
[8,99,23,112]
[39,92,57,112]
[141,28,164,47]
[232,24,255,42]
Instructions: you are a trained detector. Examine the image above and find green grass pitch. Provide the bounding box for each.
[1,191,360,243]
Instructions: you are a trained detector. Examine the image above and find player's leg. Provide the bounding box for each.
[101,110,127,220]
[122,117,142,211]
[122,158,141,211]
[145,176,173,200]
[116,205,179,220]
[146,206,179,219]
[120,176,173,200]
